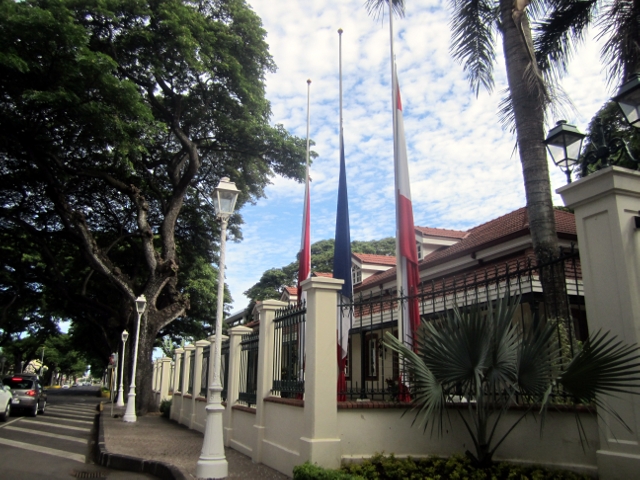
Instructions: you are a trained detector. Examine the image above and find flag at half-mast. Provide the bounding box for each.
[333,123,352,401]
[394,72,421,346]
[297,80,312,303]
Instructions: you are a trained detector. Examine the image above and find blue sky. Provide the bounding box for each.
[224,0,613,312]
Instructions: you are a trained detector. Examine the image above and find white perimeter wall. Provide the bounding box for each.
[339,407,598,475]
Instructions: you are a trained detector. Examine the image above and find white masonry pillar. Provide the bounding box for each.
[252,300,287,463]
[558,166,640,480]
[299,276,343,469]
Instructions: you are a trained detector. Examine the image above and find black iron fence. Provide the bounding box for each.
[238,331,259,407]
[187,349,195,395]
[271,302,306,399]
[200,346,210,397]
[338,249,586,402]
[222,339,229,402]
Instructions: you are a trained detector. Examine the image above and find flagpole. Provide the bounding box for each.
[298,79,312,305]
[388,0,404,347]
[306,79,311,172]
[335,27,351,401]
[339,30,343,134]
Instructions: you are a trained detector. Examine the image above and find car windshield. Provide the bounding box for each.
[3,378,35,389]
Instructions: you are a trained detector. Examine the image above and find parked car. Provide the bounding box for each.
[1,375,47,416]
[0,384,11,421]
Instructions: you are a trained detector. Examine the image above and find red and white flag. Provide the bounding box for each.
[394,73,421,348]
[298,80,312,304]
[297,166,311,303]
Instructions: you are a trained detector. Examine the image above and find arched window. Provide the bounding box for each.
[352,265,362,285]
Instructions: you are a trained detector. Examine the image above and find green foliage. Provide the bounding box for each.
[159,399,172,419]
[244,238,396,302]
[0,0,309,390]
[293,462,363,480]
[384,295,640,467]
[580,101,640,178]
[340,453,591,480]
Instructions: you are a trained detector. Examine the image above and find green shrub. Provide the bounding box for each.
[293,462,364,480]
[159,399,172,418]
[339,454,592,480]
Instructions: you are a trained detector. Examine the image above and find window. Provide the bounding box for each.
[416,241,422,260]
[364,334,378,380]
[352,265,362,285]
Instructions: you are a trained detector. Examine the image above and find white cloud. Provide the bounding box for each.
[224,1,613,310]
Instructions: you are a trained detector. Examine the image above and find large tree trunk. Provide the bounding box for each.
[500,1,571,325]
[136,314,156,415]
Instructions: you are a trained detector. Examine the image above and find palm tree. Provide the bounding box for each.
[383,295,640,467]
[367,0,640,264]
[535,0,640,91]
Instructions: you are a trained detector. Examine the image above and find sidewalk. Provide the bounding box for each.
[98,405,290,480]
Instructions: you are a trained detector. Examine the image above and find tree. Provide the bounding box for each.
[384,295,640,467]
[0,0,308,413]
[535,0,640,93]
[244,238,397,303]
[579,100,640,177]
[365,0,575,320]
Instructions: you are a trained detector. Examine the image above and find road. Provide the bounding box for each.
[0,386,158,479]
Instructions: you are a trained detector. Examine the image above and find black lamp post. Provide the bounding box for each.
[613,73,640,130]
[546,74,640,180]
[544,120,585,184]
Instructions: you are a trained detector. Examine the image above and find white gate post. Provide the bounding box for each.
[300,277,343,469]
[559,166,640,479]
[224,326,252,446]
[159,357,172,402]
[171,348,184,422]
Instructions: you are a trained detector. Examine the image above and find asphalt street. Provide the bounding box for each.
[0,386,158,479]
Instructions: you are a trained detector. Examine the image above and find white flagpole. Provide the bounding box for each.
[388,0,404,346]
[306,79,312,171]
[339,29,344,134]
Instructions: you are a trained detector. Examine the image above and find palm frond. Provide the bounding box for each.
[364,0,405,20]
[383,332,446,435]
[559,330,640,402]
[449,0,498,96]
[420,305,491,387]
[598,0,640,88]
[484,294,520,390]
[534,0,597,82]
[497,90,517,135]
[517,319,558,398]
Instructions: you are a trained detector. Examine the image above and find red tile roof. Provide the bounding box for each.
[415,226,467,239]
[313,272,334,278]
[283,286,297,295]
[356,207,576,290]
[352,253,396,266]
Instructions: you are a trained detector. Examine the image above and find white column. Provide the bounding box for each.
[182,344,195,425]
[558,166,640,480]
[159,357,172,402]
[225,326,253,446]
[299,277,343,469]
[194,340,210,397]
[253,300,287,462]
[171,348,184,422]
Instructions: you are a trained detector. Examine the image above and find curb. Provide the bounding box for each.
[97,411,188,480]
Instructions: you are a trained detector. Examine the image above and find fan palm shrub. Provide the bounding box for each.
[383,294,640,467]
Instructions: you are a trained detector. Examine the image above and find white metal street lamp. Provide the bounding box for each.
[116,330,129,407]
[196,177,239,479]
[123,295,147,422]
